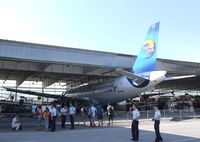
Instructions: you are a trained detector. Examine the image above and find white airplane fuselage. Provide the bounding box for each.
[66,71,167,104]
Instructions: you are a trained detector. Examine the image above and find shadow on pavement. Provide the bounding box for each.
[0,124,199,142]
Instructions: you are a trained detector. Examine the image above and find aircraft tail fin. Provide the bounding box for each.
[132,22,160,73]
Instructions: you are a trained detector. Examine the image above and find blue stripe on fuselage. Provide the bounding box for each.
[127,77,150,88]
[126,72,151,88]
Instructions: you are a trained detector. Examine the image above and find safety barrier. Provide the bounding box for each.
[0,109,200,128]
[115,109,200,121]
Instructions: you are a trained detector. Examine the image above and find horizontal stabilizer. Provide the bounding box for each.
[116,69,149,86]
[164,75,196,81]
[116,69,148,80]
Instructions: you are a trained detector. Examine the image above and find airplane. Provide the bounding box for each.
[3,22,196,105]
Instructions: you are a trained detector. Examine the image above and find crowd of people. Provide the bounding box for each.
[11,103,116,132]
[80,104,115,127]
[11,103,164,142]
[12,103,76,132]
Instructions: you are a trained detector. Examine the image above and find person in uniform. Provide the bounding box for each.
[50,104,57,132]
[130,104,140,141]
[152,106,163,142]
[69,103,76,129]
[60,105,68,128]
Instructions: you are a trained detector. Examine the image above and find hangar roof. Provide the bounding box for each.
[0,39,200,90]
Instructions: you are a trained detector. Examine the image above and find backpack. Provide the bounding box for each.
[109,106,114,115]
[83,107,88,115]
[88,108,92,116]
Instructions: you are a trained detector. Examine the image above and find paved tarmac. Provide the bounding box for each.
[0,119,200,142]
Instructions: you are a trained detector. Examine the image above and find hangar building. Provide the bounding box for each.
[0,39,200,100]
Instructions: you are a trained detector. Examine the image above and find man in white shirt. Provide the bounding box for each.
[12,114,22,131]
[69,103,76,129]
[153,106,163,142]
[60,105,68,128]
[50,104,57,132]
[130,104,140,141]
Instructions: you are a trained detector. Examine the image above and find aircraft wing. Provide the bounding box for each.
[130,91,173,99]
[3,87,62,99]
[164,75,196,81]
[141,91,173,97]
[156,75,199,90]
[3,87,91,102]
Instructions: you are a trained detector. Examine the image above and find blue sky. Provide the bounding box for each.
[0,0,200,62]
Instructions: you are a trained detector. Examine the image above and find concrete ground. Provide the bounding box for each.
[0,119,200,142]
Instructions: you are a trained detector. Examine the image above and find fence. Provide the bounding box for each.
[0,109,200,128]
[115,109,200,121]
